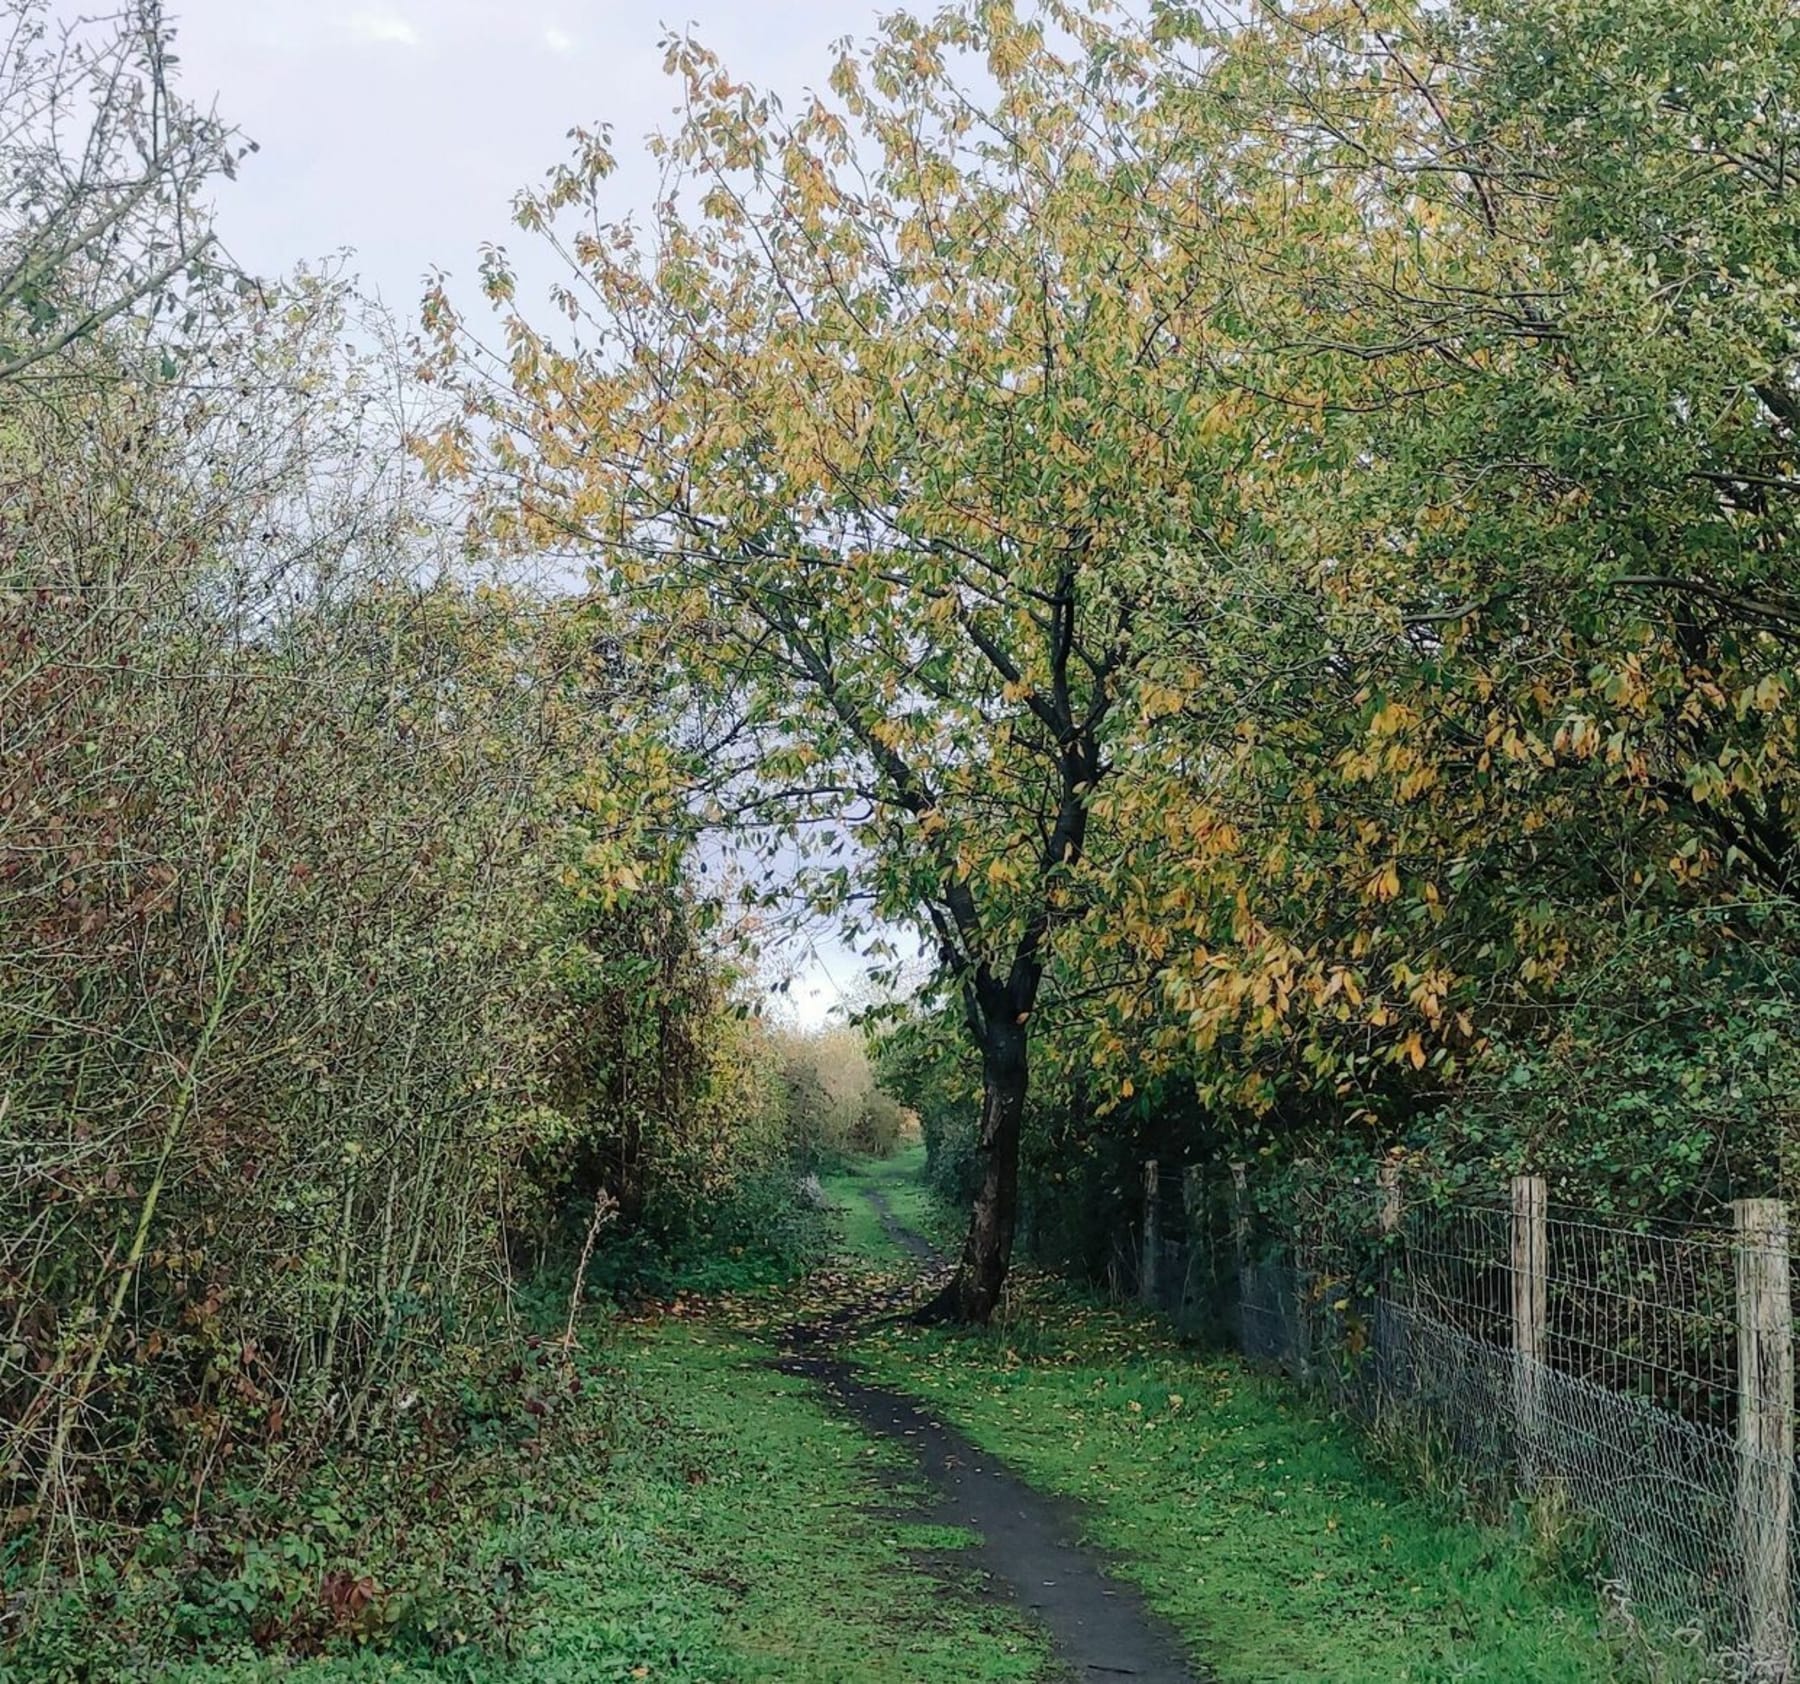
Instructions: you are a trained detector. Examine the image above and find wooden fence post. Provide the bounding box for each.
[1292,1157,1317,1380]
[1374,1163,1402,1402]
[1181,1164,1205,1320]
[1511,1175,1548,1480]
[1182,1164,1205,1231]
[1735,1198,1793,1680]
[1379,1163,1401,1241]
[1140,1159,1159,1306]
[1230,1161,1248,1348]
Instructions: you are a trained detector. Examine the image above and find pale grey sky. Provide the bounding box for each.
[162,0,891,320]
[150,0,907,1028]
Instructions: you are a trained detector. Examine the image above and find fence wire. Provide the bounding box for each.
[1132,1162,1799,1681]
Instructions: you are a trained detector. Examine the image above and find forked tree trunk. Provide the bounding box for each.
[917,1017,1028,1324]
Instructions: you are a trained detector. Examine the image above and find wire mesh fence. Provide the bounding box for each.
[1129,1159,1799,1681]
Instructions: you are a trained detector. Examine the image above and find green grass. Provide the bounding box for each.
[870,1146,957,1248]
[134,1319,1051,1684]
[817,1156,907,1264]
[851,1272,1646,1683]
[20,1151,1679,1684]
[819,1141,954,1266]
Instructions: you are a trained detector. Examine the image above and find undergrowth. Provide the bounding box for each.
[5,1290,618,1681]
[579,1164,837,1300]
[5,1190,1049,1684]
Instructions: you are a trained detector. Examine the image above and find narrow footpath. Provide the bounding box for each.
[810,1148,1635,1684]
[791,1178,1205,1683]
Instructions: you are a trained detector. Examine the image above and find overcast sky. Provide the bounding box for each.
[161,0,888,315]
[149,0,907,1029]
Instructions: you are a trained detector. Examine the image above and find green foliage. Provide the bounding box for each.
[0,282,596,1566]
[1423,908,1800,1212]
[10,0,1800,1667]
[0,19,780,1631]
[580,1165,835,1299]
[873,1010,983,1203]
[1061,0,1800,1201]
[6,1325,622,1679]
[763,1025,888,1168]
[851,1089,906,1158]
[533,887,796,1255]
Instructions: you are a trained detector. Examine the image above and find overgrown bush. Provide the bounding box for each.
[852,1090,907,1158]
[764,1024,890,1167]
[0,7,795,1639]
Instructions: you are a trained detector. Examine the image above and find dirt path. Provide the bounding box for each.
[784,1195,1204,1684]
[863,1184,938,1263]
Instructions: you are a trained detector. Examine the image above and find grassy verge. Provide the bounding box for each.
[587,1320,1051,1684]
[850,1269,1647,1683]
[817,1156,908,1264]
[14,1312,1053,1684]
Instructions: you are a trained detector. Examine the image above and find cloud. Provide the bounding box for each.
[543,25,574,55]
[347,11,420,47]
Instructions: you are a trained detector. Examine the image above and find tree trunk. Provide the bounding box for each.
[917,1020,1028,1324]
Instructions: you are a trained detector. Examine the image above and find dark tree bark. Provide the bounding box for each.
[917,705,1097,1325]
[917,1007,1029,1324]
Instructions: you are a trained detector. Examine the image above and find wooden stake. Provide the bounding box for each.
[1230,1161,1248,1271]
[1140,1159,1159,1305]
[1182,1163,1205,1227]
[1511,1175,1548,1479]
[1378,1163,1401,1239]
[1293,1156,1317,1380]
[1181,1165,1205,1320]
[1374,1162,1403,1402]
[1735,1198,1793,1679]
[1230,1161,1248,1348]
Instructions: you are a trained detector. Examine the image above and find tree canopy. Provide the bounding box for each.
[431,0,1800,1310]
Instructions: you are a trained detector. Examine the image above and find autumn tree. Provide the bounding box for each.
[1033,0,1800,1192]
[427,0,1253,1320]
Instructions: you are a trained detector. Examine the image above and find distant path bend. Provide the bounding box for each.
[863,1184,939,1264]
